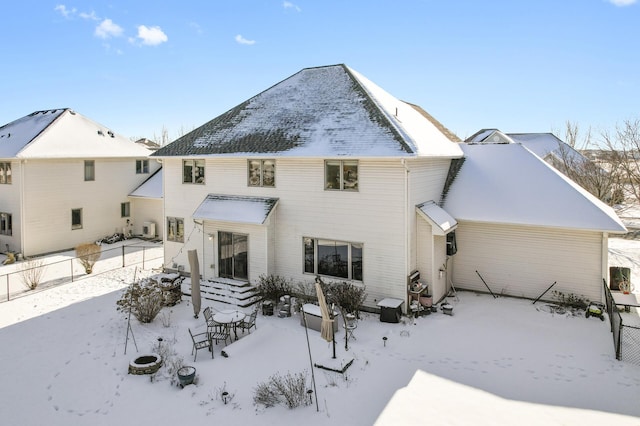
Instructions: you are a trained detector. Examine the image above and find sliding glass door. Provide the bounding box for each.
[218,231,248,280]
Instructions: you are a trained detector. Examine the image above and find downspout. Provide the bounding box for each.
[19,160,26,256]
[402,158,410,312]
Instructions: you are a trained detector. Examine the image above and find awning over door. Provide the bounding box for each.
[193,194,279,225]
[416,201,457,235]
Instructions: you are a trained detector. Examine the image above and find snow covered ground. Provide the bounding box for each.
[0,238,639,425]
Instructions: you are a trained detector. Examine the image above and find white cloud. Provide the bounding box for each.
[235,34,256,45]
[95,19,124,39]
[189,22,203,35]
[609,0,637,5]
[136,25,168,46]
[79,11,99,21]
[54,4,76,18]
[283,1,301,12]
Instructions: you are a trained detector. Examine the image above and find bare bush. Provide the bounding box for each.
[116,278,164,323]
[253,371,309,409]
[20,258,46,290]
[75,243,101,274]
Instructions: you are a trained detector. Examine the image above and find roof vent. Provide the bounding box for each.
[107,130,114,138]
[97,130,104,136]
[69,110,76,115]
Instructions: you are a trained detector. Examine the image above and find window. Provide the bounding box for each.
[0,162,11,184]
[136,159,149,174]
[0,213,12,235]
[219,231,248,280]
[166,217,184,242]
[121,202,130,218]
[248,159,275,187]
[303,237,362,281]
[84,160,95,181]
[183,159,205,184]
[71,208,82,229]
[325,160,358,190]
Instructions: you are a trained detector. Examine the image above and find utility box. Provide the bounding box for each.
[377,298,404,323]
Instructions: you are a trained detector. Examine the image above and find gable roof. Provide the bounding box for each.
[442,143,626,233]
[153,64,463,159]
[0,108,152,159]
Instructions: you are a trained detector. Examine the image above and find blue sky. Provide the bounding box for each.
[1,0,638,142]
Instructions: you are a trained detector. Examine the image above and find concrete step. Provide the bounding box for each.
[181,277,261,308]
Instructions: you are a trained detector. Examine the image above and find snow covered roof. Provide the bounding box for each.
[0,108,153,159]
[507,132,588,166]
[192,194,279,225]
[442,144,626,233]
[153,64,463,159]
[129,168,162,199]
[416,200,457,235]
[465,128,514,144]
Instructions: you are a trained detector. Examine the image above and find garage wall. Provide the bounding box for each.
[451,221,605,302]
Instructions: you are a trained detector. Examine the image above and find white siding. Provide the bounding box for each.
[131,198,163,238]
[451,221,605,302]
[406,158,451,275]
[162,157,411,308]
[21,158,158,256]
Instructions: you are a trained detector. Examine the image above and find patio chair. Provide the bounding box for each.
[239,307,258,334]
[203,307,231,344]
[188,328,213,361]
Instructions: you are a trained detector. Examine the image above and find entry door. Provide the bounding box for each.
[218,231,248,280]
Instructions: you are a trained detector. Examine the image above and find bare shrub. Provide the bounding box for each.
[20,258,46,290]
[256,274,293,304]
[116,278,164,323]
[75,243,101,274]
[253,371,309,409]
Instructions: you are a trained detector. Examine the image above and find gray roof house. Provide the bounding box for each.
[152,64,624,310]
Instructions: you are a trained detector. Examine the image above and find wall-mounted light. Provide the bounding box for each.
[439,268,445,279]
[208,234,214,241]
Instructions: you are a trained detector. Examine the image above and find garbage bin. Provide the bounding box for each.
[377,298,404,323]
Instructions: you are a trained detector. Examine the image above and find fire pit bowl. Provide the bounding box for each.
[128,353,162,375]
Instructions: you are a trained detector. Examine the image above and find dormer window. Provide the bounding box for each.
[325,160,358,191]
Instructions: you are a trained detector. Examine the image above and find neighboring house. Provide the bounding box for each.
[0,108,160,256]
[466,128,591,174]
[152,64,625,310]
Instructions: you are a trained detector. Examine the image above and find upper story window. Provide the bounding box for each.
[0,212,12,236]
[183,159,205,184]
[84,160,95,181]
[248,159,275,187]
[325,160,358,191]
[136,159,149,174]
[167,217,184,242]
[0,162,11,184]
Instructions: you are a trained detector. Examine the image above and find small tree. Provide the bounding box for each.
[20,258,46,290]
[75,243,101,274]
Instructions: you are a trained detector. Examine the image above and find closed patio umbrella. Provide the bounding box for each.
[315,282,336,358]
[188,249,201,319]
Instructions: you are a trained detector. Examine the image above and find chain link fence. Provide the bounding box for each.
[1,242,164,302]
[603,280,640,365]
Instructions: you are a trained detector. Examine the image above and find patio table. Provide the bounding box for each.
[213,310,246,341]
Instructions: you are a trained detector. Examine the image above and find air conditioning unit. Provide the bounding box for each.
[142,221,156,239]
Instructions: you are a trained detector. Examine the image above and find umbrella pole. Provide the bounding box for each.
[302,311,319,411]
